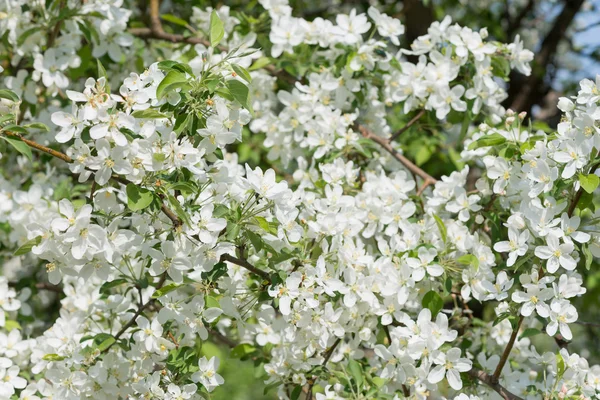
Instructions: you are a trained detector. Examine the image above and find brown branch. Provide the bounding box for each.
[129,0,297,84]
[355,124,437,193]
[509,0,585,113]
[389,109,425,142]
[468,369,525,400]
[103,273,167,353]
[0,130,182,227]
[507,0,536,39]
[220,253,270,281]
[567,160,600,217]
[492,315,524,382]
[3,130,73,162]
[306,338,341,400]
[208,328,238,348]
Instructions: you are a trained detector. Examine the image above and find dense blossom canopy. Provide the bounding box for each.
[0,1,599,400]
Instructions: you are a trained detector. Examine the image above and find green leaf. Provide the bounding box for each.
[17,27,40,46]
[4,320,21,331]
[348,358,364,390]
[414,145,432,166]
[231,343,256,358]
[14,236,41,256]
[556,353,565,378]
[519,328,541,340]
[225,79,253,113]
[126,184,155,211]
[161,14,189,28]
[231,64,252,83]
[263,381,281,396]
[156,70,189,99]
[249,57,272,71]
[167,194,191,226]
[99,278,128,294]
[422,290,444,318]
[97,59,107,79]
[131,109,170,119]
[95,336,115,352]
[2,124,28,134]
[209,10,225,48]
[290,385,302,400]
[0,89,20,102]
[151,283,180,298]
[2,136,33,161]
[205,295,220,309]
[23,122,50,132]
[457,254,479,269]
[579,173,599,194]
[468,133,506,150]
[43,353,66,361]
[491,56,511,78]
[432,214,447,244]
[0,114,15,124]
[246,230,263,252]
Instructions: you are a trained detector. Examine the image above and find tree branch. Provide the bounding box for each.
[306,338,341,400]
[508,0,585,113]
[492,315,524,382]
[355,124,437,194]
[507,0,536,39]
[468,369,525,400]
[0,130,182,228]
[103,273,167,353]
[389,109,425,142]
[220,253,271,281]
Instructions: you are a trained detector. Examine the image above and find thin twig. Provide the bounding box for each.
[492,316,523,382]
[306,338,341,400]
[220,253,271,281]
[103,273,167,353]
[468,369,524,400]
[355,124,437,194]
[0,130,182,228]
[389,109,425,142]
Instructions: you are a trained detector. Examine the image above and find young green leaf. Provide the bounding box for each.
[232,64,252,83]
[209,10,225,48]
[156,70,189,99]
[579,173,599,194]
[225,79,253,113]
[422,290,444,318]
[2,136,33,161]
[126,184,155,211]
[14,236,42,256]
[0,89,20,102]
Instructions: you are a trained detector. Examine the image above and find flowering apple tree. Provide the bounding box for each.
[0,0,599,399]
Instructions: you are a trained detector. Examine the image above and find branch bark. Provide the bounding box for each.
[389,109,425,142]
[468,369,525,400]
[355,124,437,194]
[306,338,341,400]
[492,315,524,382]
[220,254,271,281]
[103,273,167,353]
[0,130,182,228]
[508,0,585,114]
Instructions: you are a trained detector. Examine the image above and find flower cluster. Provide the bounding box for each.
[0,0,599,400]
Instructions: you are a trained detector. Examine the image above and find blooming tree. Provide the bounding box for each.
[0,1,599,400]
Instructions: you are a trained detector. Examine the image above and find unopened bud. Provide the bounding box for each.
[506,109,515,117]
[518,111,527,120]
[479,28,488,39]
[478,123,489,132]
[475,215,484,224]
[506,116,515,125]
